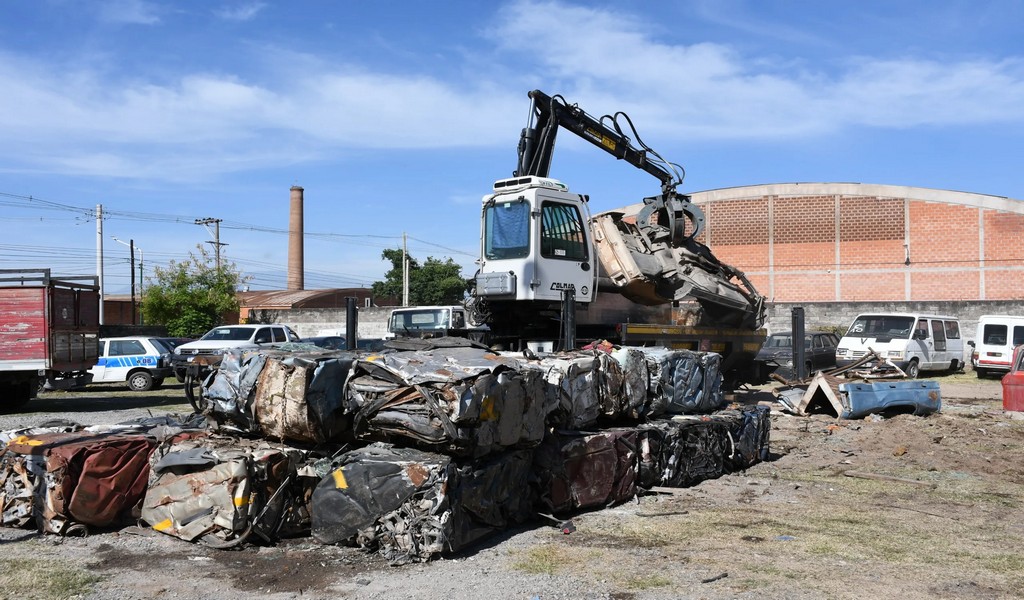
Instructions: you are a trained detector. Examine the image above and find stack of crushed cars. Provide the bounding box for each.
[0,337,770,564]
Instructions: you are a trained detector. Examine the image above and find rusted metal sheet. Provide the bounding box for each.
[0,287,47,366]
[533,429,637,513]
[253,353,355,444]
[311,443,534,564]
[0,275,100,371]
[41,434,155,533]
[347,347,551,456]
[1,431,155,533]
[200,349,356,444]
[141,434,316,547]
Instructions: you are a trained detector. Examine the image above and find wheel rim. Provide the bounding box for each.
[129,373,151,390]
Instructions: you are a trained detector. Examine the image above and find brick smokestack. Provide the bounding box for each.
[287,185,304,291]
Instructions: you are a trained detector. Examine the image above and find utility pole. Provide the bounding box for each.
[402,232,409,306]
[195,218,226,270]
[129,239,136,325]
[137,247,144,325]
[96,204,104,325]
[112,237,138,325]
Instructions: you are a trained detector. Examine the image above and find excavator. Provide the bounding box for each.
[470,90,766,385]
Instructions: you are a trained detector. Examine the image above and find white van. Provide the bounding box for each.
[969,315,1024,378]
[835,313,964,378]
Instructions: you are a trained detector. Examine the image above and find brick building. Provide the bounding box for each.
[688,183,1024,304]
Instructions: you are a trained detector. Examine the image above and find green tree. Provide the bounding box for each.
[372,248,468,305]
[141,245,249,337]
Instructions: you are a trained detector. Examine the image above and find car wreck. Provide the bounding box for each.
[0,339,770,565]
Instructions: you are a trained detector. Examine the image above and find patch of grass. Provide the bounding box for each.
[619,573,672,590]
[972,552,1024,574]
[0,557,101,600]
[512,544,574,575]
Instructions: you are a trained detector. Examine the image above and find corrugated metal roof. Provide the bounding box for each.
[238,288,373,309]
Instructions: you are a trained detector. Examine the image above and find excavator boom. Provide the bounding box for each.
[510,90,764,329]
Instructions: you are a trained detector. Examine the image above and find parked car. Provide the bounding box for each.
[301,336,387,352]
[171,324,301,381]
[754,330,840,381]
[156,337,193,351]
[1002,345,1024,411]
[89,336,175,392]
[303,335,347,350]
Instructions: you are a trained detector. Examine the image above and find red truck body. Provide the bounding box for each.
[0,269,100,409]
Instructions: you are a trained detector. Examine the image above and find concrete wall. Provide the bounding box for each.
[258,299,1024,349]
[248,306,392,340]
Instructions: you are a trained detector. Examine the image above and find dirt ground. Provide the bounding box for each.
[2,374,1023,600]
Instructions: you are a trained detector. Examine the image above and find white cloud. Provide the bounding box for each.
[1,0,1024,183]
[96,0,161,25]
[493,0,1024,138]
[215,2,267,22]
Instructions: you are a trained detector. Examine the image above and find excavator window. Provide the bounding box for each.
[484,199,530,260]
[540,202,587,261]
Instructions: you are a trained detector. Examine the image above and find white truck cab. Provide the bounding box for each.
[387,305,486,340]
[474,177,595,305]
[836,313,964,378]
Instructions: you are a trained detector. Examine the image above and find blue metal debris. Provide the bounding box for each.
[838,380,941,419]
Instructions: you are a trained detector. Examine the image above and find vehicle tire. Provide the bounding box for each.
[127,370,154,392]
[804,361,813,377]
[151,377,165,390]
[905,359,920,379]
[975,367,988,379]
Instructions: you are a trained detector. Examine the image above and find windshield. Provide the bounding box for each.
[846,316,915,338]
[484,199,530,260]
[389,309,449,332]
[201,327,257,341]
[766,334,812,349]
[149,338,174,353]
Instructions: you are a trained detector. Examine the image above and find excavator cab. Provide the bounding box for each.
[476,176,596,305]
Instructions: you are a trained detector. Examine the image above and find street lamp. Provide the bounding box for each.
[111,237,142,325]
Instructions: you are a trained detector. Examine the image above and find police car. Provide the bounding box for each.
[89,336,175,391]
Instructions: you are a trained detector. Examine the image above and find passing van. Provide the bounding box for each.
[969,315,1024,378]
[835,313,964,378]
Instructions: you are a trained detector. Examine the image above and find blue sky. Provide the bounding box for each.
[2,0,1022,294]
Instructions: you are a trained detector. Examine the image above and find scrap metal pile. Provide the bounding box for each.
[771,350,942,419]
[0,339,770,564]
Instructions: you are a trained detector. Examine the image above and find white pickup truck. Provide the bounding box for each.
[170,323,301,381]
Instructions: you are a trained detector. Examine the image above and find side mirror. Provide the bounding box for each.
[967,340,975,348]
